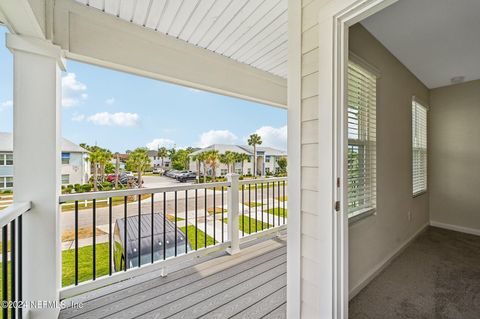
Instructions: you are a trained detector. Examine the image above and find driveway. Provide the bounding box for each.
[142,175,193,188]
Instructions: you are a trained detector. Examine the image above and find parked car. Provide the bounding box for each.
[164,170,179,178]
[177,172,197,183]
[173,170,191,180]
[152,167,164,174]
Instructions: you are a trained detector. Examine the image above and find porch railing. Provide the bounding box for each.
[58,175,287,299]
[0,201,31,319]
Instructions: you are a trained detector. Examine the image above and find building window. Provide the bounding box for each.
[265,156,271,163]
[220,169,227,176]
[247,156,251,163]
[247,168,251,175]
[62,152,71,165]
[412,98,428,196]
[62,174,70,185]
[347,61,377,218]
[0,153,13,166]
[1,177,13,188]
[265,167,270,174]
[235,168,242,174]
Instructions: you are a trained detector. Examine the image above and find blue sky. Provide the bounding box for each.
[0,28,287,154]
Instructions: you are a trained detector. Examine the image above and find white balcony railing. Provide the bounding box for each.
[58,174,288,299]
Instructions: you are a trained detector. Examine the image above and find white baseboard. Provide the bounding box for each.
[430,220,480,236]
[348,222,429,300]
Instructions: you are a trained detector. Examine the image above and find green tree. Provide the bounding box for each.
[87,148,102,192]
[277,156,287,175]
[170,149,192,170]
[247,133,262,176]
[220,151,237,173]
[98,149,112,182]
[205,150,220,181]
[236,153,250,176]
[197,152,208,183]
[126,148,151,188]
[157,147,168,168]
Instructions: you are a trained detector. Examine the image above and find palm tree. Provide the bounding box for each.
[157,147,168,169]
[191,153,202,182]
[248,133,262,176]
[197,152,208,183]
[114,152,120,189]
[205,150,220,182]
[98,149,112,182]
[126,148,151,188]
[87,148,102,192]
[236,153,250,176]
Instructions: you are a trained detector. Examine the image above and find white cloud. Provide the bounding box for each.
[71,113,85,122]
[105,97,115,105]
[196,130,238,148]
[0,100,13,111]
[146,138,176,150]
[87,112,139,127]
[250,125,287,150]
[62,73,88,107]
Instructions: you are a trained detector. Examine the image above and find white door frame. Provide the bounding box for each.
[317,0,399,318]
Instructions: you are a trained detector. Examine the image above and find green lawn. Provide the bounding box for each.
[223,216,271,234]
[62,243,110,287]
[180,225,216,250]
[61,194,151,212]
[266,208,288,218]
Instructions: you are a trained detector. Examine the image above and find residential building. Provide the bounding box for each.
[0,132,89,189]
[147,150,171,169]
[189,144,287,177]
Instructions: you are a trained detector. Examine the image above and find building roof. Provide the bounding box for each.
[0,132,89,153]
[190,144,287,157]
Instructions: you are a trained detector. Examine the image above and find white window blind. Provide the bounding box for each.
[347,61,377,217]
[412,99,427,195]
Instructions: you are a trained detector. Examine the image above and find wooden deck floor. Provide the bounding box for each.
[60,238,287,319]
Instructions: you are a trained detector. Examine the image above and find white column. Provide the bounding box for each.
[7,34,65,319]
[226,173,240,255]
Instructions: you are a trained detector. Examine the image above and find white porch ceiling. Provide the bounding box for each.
[361,0,480,89]
[75,0,288,78]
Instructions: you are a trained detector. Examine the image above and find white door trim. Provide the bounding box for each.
[317,0,399,318]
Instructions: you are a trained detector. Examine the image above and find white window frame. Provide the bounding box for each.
[62,152,71,165]
[347,60,377,220]
[412,97,428,196]
[61,174,70,185]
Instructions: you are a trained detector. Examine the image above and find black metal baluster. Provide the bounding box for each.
[241,184,244,237]
[163,192,166,260]
[138,194,141,268]
[174,191,177,256]
[221,186,224,243]
[248,184,251,234]
[283,181,286,224]
[124,196,127,271]
[213,188,216,243]
[195,189,198,250]
[18,216,22,319]
[185,190,188,254]
[272,182,275,228]
[93,199,96,280]
[75,201,79,284]
[278,181,281,226]
[151,194,154,264]
[255,183,258,232]
[109,198,112,275]
[267,183,270,229]
[10,220,15,319]
[204,188,207,248]
[261,183,264,231]
[2,225,8,319]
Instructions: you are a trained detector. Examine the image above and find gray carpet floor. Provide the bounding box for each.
[349,226,480,319]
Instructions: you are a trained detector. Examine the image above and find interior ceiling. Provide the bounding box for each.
[75,0,288,79]
[361,0,480,89]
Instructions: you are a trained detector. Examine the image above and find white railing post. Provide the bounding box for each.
[8,34,65,319]
[226,173,240,255]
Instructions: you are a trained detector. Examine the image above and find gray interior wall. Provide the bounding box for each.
[429,80,480,232]
[348,24,430,294]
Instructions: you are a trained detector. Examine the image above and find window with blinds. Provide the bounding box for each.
[412,99,427,195]
[347,61,377,218]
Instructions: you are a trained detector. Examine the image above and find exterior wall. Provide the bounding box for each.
[429,80,480,232]
[61,152,88,185]
[149,156,171,168]
[347,24,430,294]
[188,155,284,177]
